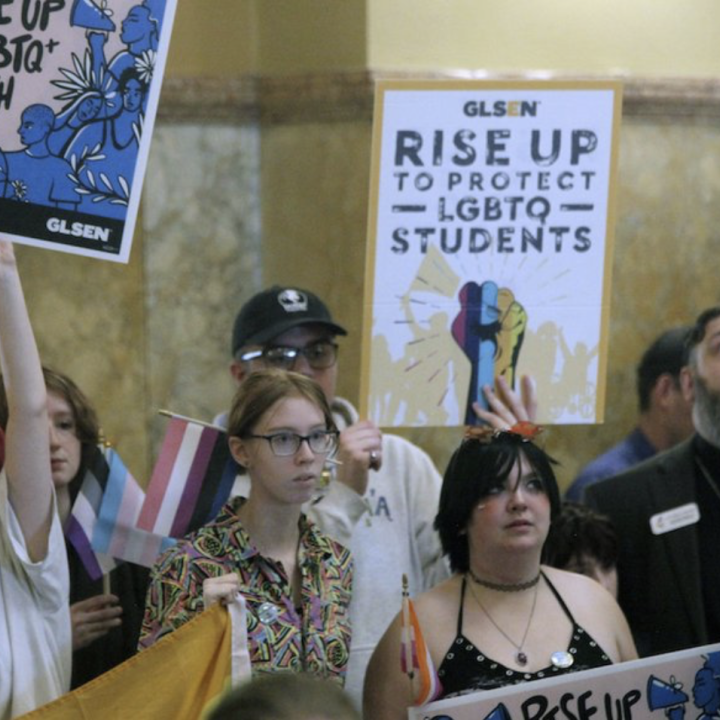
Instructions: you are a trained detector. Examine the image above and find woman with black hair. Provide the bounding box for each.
[364,413,636,718]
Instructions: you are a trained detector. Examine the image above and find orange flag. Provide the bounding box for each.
[19,602,246,720]
[400,574,442,706]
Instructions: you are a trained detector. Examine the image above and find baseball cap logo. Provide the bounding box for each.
[277,289,308,313]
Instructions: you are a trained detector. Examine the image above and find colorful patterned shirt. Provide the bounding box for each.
[139,497,353,685]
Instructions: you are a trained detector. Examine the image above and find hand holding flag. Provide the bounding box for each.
[400,573,442,706]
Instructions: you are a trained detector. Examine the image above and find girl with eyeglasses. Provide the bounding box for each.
[140,369,353,686]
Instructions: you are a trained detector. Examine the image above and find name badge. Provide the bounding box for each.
[650,502,700,535]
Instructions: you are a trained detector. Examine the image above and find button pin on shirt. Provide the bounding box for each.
[257,601,279,624]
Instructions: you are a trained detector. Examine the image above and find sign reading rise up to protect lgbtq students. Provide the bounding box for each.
[408,643,720,720]
[360,80,623,427]
[0,0,177,263]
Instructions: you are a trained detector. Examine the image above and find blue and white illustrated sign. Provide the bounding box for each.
[0,0,177,262]
[408,644,720,720]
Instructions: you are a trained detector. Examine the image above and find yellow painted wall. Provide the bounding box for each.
[255,0,367,75]
[165,0,257,76]
[367,0,720,76]
[167,0,720,78]
[165,0,367,77]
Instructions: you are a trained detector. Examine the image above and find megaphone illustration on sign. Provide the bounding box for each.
[647,675,689,711]
[484,704,513,720]
[70,0,116,31]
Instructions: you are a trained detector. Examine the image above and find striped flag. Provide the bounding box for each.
[66,445,144,581]
[400,574,443,706]
[137,414,239,541]
[92,446,145,557]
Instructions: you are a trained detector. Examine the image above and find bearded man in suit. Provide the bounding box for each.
[586,306,720,657]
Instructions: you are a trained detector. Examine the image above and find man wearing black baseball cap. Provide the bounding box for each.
[219,286,448,707]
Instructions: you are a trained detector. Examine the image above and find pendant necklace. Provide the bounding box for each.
[467,573,539,667]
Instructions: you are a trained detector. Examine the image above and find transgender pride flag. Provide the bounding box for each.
[137,414,239,542]
[66,445,146,580]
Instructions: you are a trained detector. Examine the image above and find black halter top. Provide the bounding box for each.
[436,572,612,698]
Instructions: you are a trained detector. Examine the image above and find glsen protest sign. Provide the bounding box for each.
[360,80,623,426]
[0,0,177,263]
[409,643,720,720]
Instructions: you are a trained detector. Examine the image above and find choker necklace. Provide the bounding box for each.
[467,574,540,667]
[468,568,541,593]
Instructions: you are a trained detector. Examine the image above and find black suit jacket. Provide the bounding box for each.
[585,437,707,657]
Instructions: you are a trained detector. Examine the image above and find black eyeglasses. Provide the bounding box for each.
[246,430,339,457]
[238,341,339,371]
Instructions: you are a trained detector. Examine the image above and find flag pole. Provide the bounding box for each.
[401,572,416,704]
[157,409,225,431]
[401,574,414,678]
[102,570,111,596]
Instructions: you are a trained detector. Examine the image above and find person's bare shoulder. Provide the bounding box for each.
[414,574,462,614]
[541,566,636,662]
[542,565,615,608]
[412,575,463,660]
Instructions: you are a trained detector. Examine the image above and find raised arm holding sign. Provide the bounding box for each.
[0,240,72,716]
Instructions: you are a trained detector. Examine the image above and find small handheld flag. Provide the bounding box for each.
[137,412,239,541]
[66,444,145,580]
[400,573,443,706]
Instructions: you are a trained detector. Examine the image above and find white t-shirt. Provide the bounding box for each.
[0,469,71,719]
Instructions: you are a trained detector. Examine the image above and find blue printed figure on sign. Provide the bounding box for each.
[64,67,147,218]
[49,88,107,157]
[692,653,720,720]
[86,1,163,110]
[48,46,116,158]
[648,654,720,720]
[0,104,80,210]
[0,150,7,199]
[451,281,527,424]
[452,281,499,424]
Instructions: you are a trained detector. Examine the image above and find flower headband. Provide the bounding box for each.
[464,421,543,444]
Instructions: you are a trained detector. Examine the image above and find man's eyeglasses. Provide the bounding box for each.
[238,341,339,371]
[246,430,339,457]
